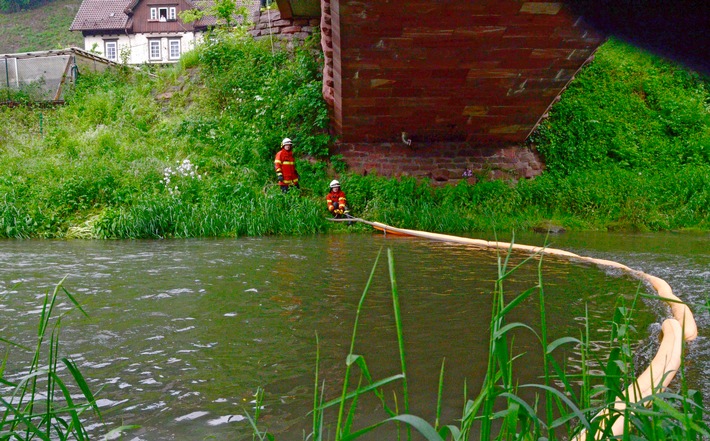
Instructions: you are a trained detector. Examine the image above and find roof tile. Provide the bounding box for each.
[70,0,132,31]
[70,0,261,32]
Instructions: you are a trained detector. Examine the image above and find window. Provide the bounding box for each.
[104,40,118,61]
[149,40,161,60]
[150,6,177,21]
[169,39,181,60]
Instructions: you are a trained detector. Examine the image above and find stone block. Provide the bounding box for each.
[519,2,563,15]
[430,168,450,181]
[531,48,573,59]
[489,124,525,134]
[505,24,561,38]
[370,78,396,88]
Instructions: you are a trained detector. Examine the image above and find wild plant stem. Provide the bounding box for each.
[387,248,410,439]
[335,248,382,439]
[537,254,554,439]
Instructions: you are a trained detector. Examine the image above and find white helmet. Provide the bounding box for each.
[281,138,293,147]
[329,179,340,188]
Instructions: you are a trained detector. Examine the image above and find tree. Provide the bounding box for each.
[179,0,247,28]
[0,0,31,13]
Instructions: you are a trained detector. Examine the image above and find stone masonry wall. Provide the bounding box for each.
[249,4,545,184]
[333,142,544,184]
[250,3,334,105]
[248,9,319,44]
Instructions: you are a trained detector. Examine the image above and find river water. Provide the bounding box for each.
[0,231,707,440]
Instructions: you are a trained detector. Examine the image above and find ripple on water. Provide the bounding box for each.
[96,398,129,408]
[140,350,164,355]
[175,326,195,332]
[85,361,113,369]
[175,411,209,421]
[207,414,246,425]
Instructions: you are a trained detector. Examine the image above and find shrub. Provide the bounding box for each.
[531,39,710,175]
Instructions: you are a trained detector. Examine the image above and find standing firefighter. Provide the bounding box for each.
[274,138,299,193]
[326,180,350,218]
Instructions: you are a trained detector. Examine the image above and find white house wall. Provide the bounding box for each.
[84,32,203,64]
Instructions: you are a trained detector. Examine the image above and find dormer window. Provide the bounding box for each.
[150,6,177,22]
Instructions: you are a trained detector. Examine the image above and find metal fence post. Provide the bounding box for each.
[4,57,10,102]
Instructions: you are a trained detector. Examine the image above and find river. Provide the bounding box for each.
[0,231,707,440]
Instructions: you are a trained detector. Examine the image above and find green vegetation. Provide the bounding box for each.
[1,280,99,439]
[1,33,708,238]
[252,248,708,440]
[527,39,710,232]
[1,29,332,238]
[0,0,83,53]
[1,0,48,13]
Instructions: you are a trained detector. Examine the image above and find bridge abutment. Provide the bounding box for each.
[332,142,544,184]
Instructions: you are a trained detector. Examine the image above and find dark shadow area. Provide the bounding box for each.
[567,0,709,74]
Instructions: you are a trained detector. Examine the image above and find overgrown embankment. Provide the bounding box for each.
[0,35,708,239]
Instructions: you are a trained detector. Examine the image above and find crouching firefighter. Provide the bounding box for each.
[326,180,350,218]
[274,138,300,193]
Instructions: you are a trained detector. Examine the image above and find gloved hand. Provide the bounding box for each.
[277,175,284,182]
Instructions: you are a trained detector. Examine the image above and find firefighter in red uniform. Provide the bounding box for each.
[274,138,300,193]
[326,180,350,218]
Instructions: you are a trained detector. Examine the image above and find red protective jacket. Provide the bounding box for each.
[274,148,299,186]
[326,189,347,213]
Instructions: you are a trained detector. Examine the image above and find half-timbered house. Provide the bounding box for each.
[70,0,216,64]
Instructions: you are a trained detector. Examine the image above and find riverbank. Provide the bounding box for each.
[1,33,708,239]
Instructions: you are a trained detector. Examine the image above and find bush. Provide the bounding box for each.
[531,39,710,175]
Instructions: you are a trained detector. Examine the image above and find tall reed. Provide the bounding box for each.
[0,279,100,440]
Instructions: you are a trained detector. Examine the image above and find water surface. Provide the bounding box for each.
[1,232,706,439]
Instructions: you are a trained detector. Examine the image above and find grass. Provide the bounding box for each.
[0,0,83,53]
[249,246,709,440]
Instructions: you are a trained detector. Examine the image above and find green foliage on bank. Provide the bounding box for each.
[0,30,331,238]
[532,40,709,175]
[527,39,709,231]
[0,35,708,239]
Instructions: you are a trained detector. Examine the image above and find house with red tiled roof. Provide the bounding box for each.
[70,0,219,64]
